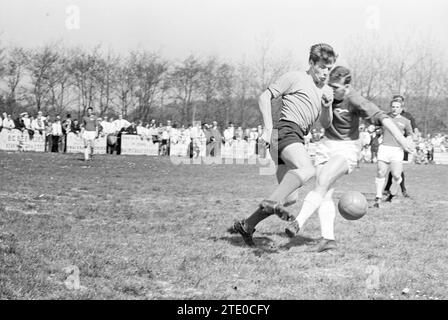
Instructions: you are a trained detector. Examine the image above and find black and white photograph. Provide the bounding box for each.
[0,0,447,304]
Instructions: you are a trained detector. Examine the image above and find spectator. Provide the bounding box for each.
[370,129,381,163]
[2,114,15,130]
[62,114,73,152]
[32,112,46,136]
[51,115,63,152]
[210,121,222,157]
[223,123,234,146]
[125,122,138,135]
[45,116,53,152]
[71,119,81,135]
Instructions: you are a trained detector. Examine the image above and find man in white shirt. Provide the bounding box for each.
[51,115,63,152]
[113,114,131,133]
[100,116,113,135]
[3,114,15,130]
[32,113,46,135]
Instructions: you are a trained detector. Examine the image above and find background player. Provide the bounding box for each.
[81,107,98,161]
[284,66,414,251]
[233,43,337,247]
[383,95,417,199]
[374,98,413,207]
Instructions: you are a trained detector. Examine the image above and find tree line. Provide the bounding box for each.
[0,35,446,134]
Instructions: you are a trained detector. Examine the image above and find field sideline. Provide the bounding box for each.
[0,151,447,300]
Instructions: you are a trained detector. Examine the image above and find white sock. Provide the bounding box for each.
[296,191,324,229]
[84,148,89,160]
[319,199,336,240]
[390,176,402,195]
[375,177,385,198]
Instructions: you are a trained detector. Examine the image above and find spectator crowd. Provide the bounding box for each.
[1,111,447,163]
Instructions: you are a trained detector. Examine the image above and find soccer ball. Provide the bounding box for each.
[338,191,368,220]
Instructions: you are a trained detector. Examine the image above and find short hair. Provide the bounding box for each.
[329,66,352,85]
[87,107,93,111]
[392,95,405,104]
[309,43,337,64]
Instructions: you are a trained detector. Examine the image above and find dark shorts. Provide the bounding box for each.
[270,120,306,165]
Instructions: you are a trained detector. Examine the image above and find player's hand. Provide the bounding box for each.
[401,138,415,154]
[321,85,334,108]
[260,128,272,145]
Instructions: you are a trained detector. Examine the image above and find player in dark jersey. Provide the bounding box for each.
[81,107,98,161]
[284,66,414,251]
[232,43,337,247]
[383,95,416,199]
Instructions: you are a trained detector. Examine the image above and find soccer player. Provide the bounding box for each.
[373,98,413,207]
[284,66,414,251]
[81,107,98,161]
[383,95,416,199]
[233,43,337,247]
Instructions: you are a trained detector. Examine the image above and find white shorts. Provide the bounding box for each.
[377,145,403,163]
[314,138,360,174]
[83,131,96,145]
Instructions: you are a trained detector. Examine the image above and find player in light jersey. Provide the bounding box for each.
[373,98,413,207]
[283,66,414,251]
[81,107,98,161]
[233,43,337,247]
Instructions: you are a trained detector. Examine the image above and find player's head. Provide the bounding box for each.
[87,107,93,115]
[308,43,337,86]
[392,95,405,108]
[328,66,352,100]
[390,99,403,116]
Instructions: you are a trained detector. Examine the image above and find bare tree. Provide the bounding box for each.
[131,51,168,121]
[169,55,203,124]
[2,47,28,113]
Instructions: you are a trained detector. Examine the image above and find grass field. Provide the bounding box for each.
[0,151,447,300]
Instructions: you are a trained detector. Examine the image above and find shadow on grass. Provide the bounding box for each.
[278,235,321,251]
[213,231,279,254]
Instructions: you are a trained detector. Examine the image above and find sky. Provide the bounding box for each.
[0,0,447,64]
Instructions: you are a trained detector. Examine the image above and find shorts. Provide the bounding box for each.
[270,120,306,165]
[314,138,360,174]
[377,145,403,163]
[83,131,96,145]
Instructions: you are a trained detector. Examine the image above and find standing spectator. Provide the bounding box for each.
[358,125,372,164]
[32,112,46,136]
[61,114,73,152]
[204,123,214,156]
[51,115,63,152]
[210,121,222,157]
[125,122,138,135]
[2,114,15,130]
[71,119,81,135]
[223,123,234,146]
[370,128,381,163]
[45,116,53,152]
[113,114,131,155]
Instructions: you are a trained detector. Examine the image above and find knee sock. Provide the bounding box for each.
[295,191,324,229]
[318,198,336,240]
[375,177,385,198]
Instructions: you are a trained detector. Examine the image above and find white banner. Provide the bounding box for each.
[170,139,190,157]
[0,129,45,152]
[120,134,159,156]
[66,132,107,154]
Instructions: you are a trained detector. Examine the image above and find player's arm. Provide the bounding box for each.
[320,86,333,129]
[381,118,413,153]
[258,90,274,141]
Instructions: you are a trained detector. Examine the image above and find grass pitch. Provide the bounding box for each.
[0,151,447,300]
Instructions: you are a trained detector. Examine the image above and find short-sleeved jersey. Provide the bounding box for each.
[382,113,412,147]
[324,90,389,141]
[82,115,97,132]
[268,71,323,134]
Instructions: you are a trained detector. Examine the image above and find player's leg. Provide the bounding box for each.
[384,171,393,195]
[316,187,337,252]
[375,160,389,207]
[276,164,298,207]
[83,136,90,161]
[286,155,349,237]
[400,171,409,197]
[386,160,403,201]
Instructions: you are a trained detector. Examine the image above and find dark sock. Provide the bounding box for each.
[400,172,406,192]
[244,207,271,232]
[384,172,393,191]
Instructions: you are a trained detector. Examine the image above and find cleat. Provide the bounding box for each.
[259,200,294,221]
[385,194,395,203]
[233,220,255,247]
[373,197,381,208]
[285,220,300,238]
[402,191,410,198]
[316,239,337,252]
